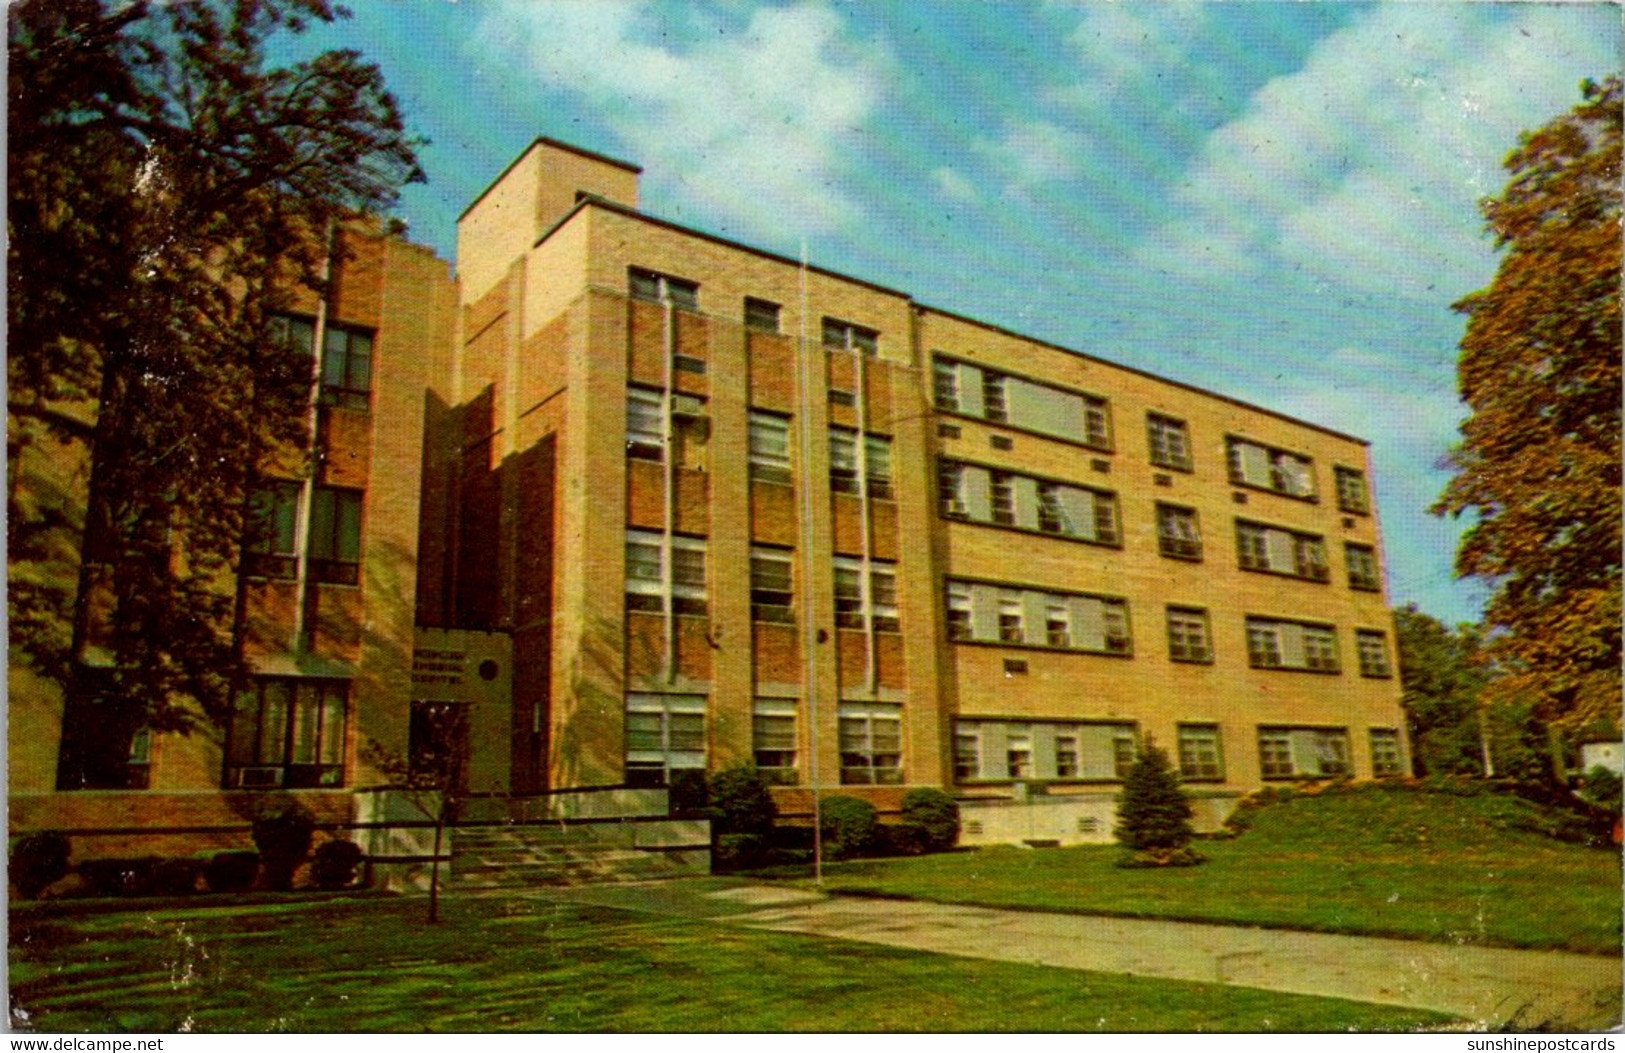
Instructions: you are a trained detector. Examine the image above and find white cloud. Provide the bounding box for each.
[973,119,1085,195]
[931,166,979,203]
[1135,4,1618,295]
[473,1,890,240]
[1047,0,1210,101]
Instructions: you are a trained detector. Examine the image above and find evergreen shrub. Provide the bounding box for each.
[10,831,71,899]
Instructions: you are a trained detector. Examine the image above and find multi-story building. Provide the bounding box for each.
[8,136,1408,860]
[422,138,1408,816]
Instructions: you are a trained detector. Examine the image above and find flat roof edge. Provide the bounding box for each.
[458,137,643,224]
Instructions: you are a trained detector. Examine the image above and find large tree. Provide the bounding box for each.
[7,0,423,753]
[1393,604,1489,777]
[1434,77,1621,734]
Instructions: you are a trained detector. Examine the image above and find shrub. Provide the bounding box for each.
[1580,766,1623,810]
[818,795,878,859]
[667,769,711,818]
[252,801,315,891]
[878,822,930,857]
[708,765,778,837]
[1117,845,1206,869]
[900,788,960,852]
[79,856,161,897]
[10,831,71,899]
[1114,739,1199,864]
[712,833,769,872]
[204,850,260,894]
[151,859,202,896]
[310,839,365,891]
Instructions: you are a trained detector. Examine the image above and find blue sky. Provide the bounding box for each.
[303,1,1618,627]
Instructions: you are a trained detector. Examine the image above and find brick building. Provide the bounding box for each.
[8,137,1408,857]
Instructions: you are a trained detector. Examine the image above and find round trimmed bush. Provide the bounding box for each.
[708,765,778,837]
[79,856,161,897]
[818,795,878,859]
[310,840,365,891]
[10,831,71,899]
[151,859,202,896]
[205,850,260,893]
[252,801,315,891]
[900,788,960,852]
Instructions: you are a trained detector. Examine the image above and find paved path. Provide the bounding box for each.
[534,879,1623,1030]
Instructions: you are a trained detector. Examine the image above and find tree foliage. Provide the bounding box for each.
[7,0,423,739]
[1393,604,1489,776]
[1113,738,1196,856]
[1434,76,1622,732]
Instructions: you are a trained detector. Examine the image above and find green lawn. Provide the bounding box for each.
[803,786,1623,954]
[10,895,1453,1033]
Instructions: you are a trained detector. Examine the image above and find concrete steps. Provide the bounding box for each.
[448,822,708,890]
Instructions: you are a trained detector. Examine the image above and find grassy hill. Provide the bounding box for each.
[808,782,1623,954]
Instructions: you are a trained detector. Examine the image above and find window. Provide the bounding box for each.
[1092,493,1120,545]
[1054,732,1080,778]
[1303,626,1339,672]
[833,557,898,632]
[982,372,1008,422]
[626,387,665,461]
[1166,607,1212,663]
[1346,543,1380,591]
[625,530,707,616]
[865,436,893,500]
[1226,437,1316,499]
[1246,621,1284,668]
[938,461,967,517]
[1370,728,1404,777]
[839,702,902,784]
[997,595,1024,643]
[227,678,348,788]
[990,471,1015,525]
[244,481,301,579]
[1005,724,1033,779]
[753,698,798,783]
[54,677,152,791]
[750,548,794,624]
[933,360,960,411]
[954,726,981,781]
[943,579,1129,654]
[1113,730,1137,778]
[748,412,791,484]
[320,323,374,410]
[1178,725,1223,780]
[945,581,973,640]
[1083,400,1111,450]
[1147,414,1193,471]
[1036,481,1066,534]
[625,693,706,787]
[269,312,315,357]
[1156,504,1202,560]
[1258,727,1350,779]
[829,430,859,495]
[1335,466,1369,514]
[629,268,699,311]
[744,297,780,333]
[308,487,362,585]
[1356,630,1393,678]
[1235,521,1329,582]
[822,318,878,357]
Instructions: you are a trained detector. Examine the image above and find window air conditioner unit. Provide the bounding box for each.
[234,766,284,788]
[670,394,704,419]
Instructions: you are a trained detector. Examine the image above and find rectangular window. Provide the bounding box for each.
[1246,621,1284,668]
[954,726,981,781]
[1005,724,1033,779]
[227,678,348,788]
[244,481,301,580]
[1335,466,1369,514]
[1248,619,1343,673]
[989,471,1015,525]
[933,360,960,411]
[1092,493,1120,545]
[750,548,794,624]
[1147,414,1193,471]
[1236,520,1329,582]
[627,387,665,461]
[748,412,791,484]
[625,693,707,787]
[997,594,1024,643]
[744,297,781,333]
[269,313,316,357]
[944,579,1128,655]
[1370,728,1404,777]
[865,435,893,500]
[625,530,707,616]
[1054,732,1080,778]
[982,372,1008,423]
[629,268,699,311]
[1045,604,1071,648]
[1156,504,1202,560]
[1261,727,1352,778]
[1346,543,1380,591]
[938,461,967,518]
[1083,401,1111,450]
[1356,630,1393,678]
[839,702,902,784]
[1113,730,1137,778]
[945,581,973,640]
[1303,626,1339,672]
[1166,607,1212,663]
[1178,725,1224,780]
[1102,604,1131,654]
[829,430,859,495]
[833,557,898,633]
[320,323,373,410]
[1226,437,1316,499]
[956,720,1133,781]
[753,698,798,784]
[822,318,878,357]
[308,487,363,585]
[1036,481,1066,534]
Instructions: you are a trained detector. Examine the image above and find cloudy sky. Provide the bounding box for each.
[300,1,1618,626]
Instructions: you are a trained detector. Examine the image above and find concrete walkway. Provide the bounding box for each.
[534,879,1623,1030]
